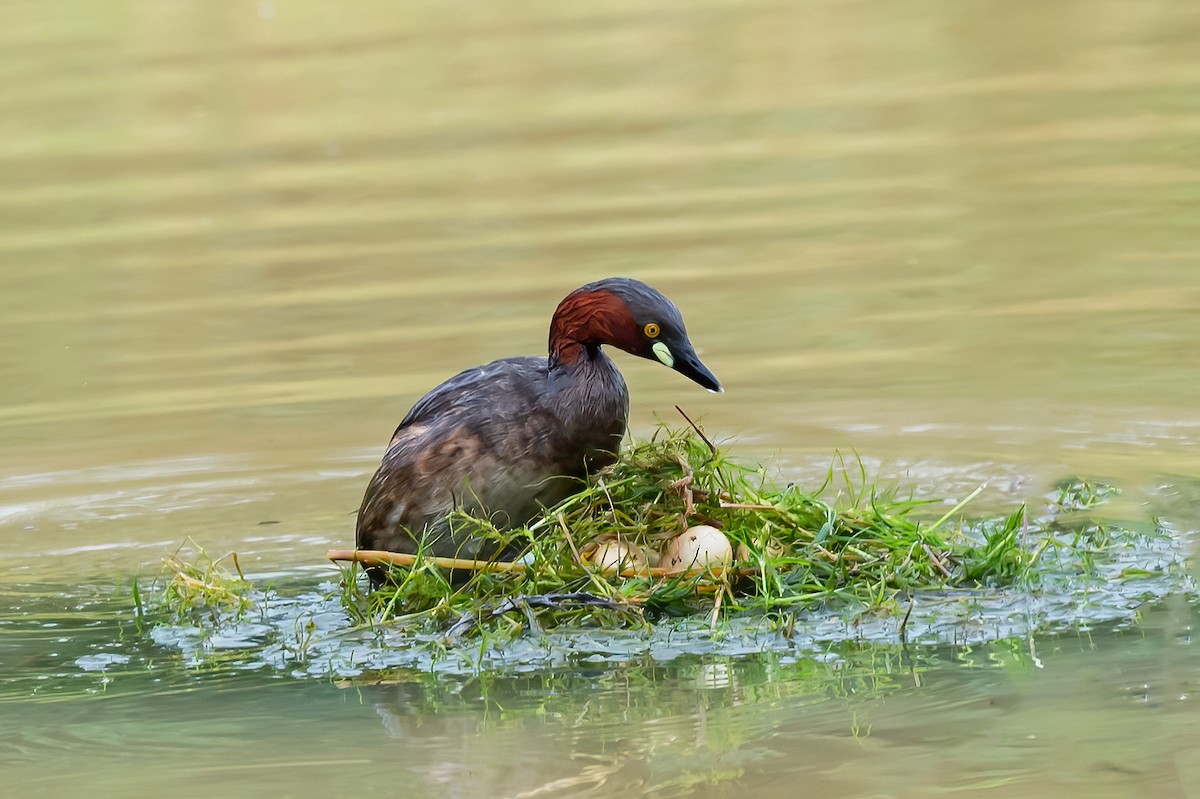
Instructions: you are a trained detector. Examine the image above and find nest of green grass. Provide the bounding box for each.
[147,423,1196,669]
[330,424,1046,635]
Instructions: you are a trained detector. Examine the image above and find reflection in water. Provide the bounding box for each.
[1,0,1199,795]
[1,597,1196,797]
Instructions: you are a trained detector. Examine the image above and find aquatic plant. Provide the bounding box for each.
[152,422,1191,658]
[158,539,255,623]
[328,422,1041,636]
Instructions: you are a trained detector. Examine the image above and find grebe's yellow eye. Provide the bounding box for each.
[644,322,660,338]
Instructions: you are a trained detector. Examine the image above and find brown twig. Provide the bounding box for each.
[671,455,696,518]
[325,549,528,573]
[922,544,953,578]
[326,548,756,580]
[675,405,717,456]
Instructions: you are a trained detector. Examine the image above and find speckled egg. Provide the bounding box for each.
[663,525,732,571]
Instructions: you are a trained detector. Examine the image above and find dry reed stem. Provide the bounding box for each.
[674,405,717,455]
[327,548,756,580]
[326,549,527,573]
[922,544,953,578]
[709,588,723,632]
[171,573,225,593]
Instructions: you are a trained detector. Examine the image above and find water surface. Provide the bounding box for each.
[2,0,1199,796]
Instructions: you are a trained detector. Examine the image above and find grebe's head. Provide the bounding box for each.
[551,277,722,393]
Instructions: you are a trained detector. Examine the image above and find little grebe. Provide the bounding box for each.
[355,277,720,583]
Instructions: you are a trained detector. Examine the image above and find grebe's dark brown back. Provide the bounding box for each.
[354,277,720,584]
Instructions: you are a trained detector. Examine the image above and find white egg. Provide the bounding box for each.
[591,540,649,574]
[663,525,732,571]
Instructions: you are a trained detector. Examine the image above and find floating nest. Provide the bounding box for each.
[151,418,1195,656]
[326,419,1039,627]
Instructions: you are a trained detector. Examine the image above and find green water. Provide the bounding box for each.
[3,0,1200,796]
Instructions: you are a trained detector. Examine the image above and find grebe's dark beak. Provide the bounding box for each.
[678,355,722,393]
[673,346,722,393]
[646,334,722,393]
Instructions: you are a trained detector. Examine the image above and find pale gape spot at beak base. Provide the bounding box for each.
[652,341,674,367]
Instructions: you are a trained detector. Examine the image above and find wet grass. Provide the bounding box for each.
[157,539,255,624]
[145,424,1195,676]
[342,425,1041,630]
[156,424,1188,653]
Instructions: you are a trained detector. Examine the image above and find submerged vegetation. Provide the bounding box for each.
[146,424,1195,672]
